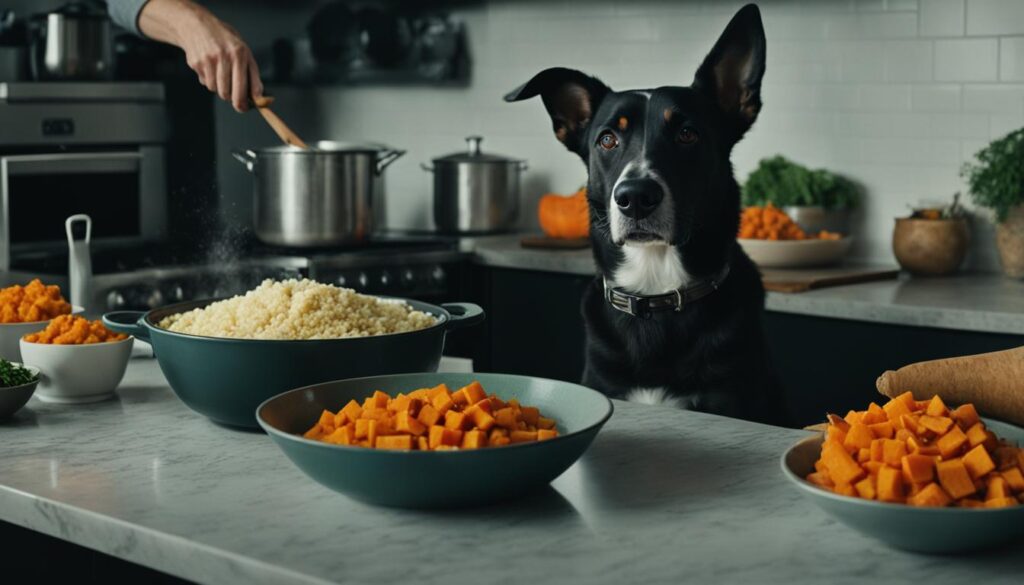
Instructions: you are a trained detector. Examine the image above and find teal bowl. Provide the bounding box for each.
[257,372,613,508]
[781,419,1024,554]
[103,298,483,429]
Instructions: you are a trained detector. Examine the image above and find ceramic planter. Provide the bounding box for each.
[892,217,969,276]
[996,204,1024,279]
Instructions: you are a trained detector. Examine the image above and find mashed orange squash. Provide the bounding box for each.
[0,279,71,323]
[24,315,128,345]
[739,204,842,241]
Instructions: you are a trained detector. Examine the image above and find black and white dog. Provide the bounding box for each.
[505,4,787,425]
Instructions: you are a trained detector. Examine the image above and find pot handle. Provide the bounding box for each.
[102,311,151,343]
[441,303,485,331]
[420,163,434,172]
[375,149,406,175]
[231,149,257,172]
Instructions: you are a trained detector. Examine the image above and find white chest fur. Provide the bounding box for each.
[612,245,691,295]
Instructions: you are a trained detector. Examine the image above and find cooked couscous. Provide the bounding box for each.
[157,279,436,340]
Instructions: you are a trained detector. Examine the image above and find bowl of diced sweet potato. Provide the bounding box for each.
[257,372,613,508]
[782,392,1024,553]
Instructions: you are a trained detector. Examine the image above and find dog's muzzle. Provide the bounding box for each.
[613,178,663,220]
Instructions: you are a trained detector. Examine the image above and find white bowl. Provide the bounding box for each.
[19,336,134,404]
[0,306,85,362]
[738,237,853,269]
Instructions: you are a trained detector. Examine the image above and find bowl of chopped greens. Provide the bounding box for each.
[0,358,40,418]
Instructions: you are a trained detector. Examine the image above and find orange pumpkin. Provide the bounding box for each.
[538,188,589,239]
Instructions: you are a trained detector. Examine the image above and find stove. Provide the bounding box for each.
[5,233,468,314]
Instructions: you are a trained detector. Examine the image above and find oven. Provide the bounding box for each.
[0,82,167,275]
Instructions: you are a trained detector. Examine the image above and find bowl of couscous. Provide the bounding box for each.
[102,279,484,429]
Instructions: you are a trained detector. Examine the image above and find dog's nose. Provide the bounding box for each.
[613,178,664,220]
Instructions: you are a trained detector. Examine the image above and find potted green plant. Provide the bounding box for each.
[742,155,858,234]
[961,128,1024,278]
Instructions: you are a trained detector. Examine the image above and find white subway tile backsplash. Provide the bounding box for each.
[934,38,998,80]
[885,40,934,81]
[966,0,1024,36]
[1001,37,1024,81]
[910,84,962,110]
[918,0,965,36]
[860,84,913,109]
[962,84,1024,113]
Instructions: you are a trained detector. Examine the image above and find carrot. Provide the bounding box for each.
[876,346,1024,427]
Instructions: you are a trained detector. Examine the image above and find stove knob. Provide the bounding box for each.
[106,290,127,311]
[379,270,392,288]
[167,284,185,303]
[401,269,415,289]
[145,288,165,309]
[430,265,446,286]
[357,272,369,289]
[335,274,348,288]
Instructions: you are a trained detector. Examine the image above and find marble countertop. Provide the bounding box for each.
[3,359,1023,585]
[463,235,1024,335]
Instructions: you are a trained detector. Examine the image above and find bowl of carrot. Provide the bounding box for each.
[738,204,851,268]
[257,372,613,508]
[782,392,1024,553]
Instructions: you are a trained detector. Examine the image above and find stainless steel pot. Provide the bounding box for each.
[29,3,112,81]
[233,141,405,247]
[422,136,525,234]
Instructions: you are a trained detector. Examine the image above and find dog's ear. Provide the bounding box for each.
[692,4,766,135]
[504,67,611,156]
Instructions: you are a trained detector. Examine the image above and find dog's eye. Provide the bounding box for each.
[677,127,699,145]
[598,131,619,150]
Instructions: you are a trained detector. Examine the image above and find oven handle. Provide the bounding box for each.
[0,152,142,175]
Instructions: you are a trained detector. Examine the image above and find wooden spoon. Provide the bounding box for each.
[252,96,309,149]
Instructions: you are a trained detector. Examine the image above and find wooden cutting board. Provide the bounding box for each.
[761,266,900,293]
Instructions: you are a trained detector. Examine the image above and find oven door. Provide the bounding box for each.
[0,150,166,270]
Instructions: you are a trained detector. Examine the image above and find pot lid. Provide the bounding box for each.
[432,136,523,164]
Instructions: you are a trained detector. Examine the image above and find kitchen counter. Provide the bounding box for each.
[464,235,1024,336]
[2,359,1023,585]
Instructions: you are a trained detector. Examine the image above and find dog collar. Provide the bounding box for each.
[603,263,731,319]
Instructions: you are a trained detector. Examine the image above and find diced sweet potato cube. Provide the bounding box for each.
[408,388,431,401]
[340,400,363,423]
[416,403,442,427]
[520,406,540,427]
[987,475,1011,500]
[982,430,999,451]
[537,416,556,430]
[937,459,976,499]
[907,435,940,456]
[303,424,325,440]
[884,396,913,424]
[451,388,470,407]
[462,430,486,449]
[900,414,921,436]
[1018,449,1024,472]
[822,438,866,485]
[963,445,996,479]
[333,410,350,428]
[894,429,914,443]
[869,421,895,439]
[828,424,848,446]
[428,425,463,449]
[510,430,539,443]
[431,392,454,416]
[834,483,857,497]
[807,472,834,488]
[925,396,948,417]
[984,497,1019,508]
[935,425,968,458]
[881,439,907,468]
[919,415,954,436]
[375,435,413,450]
[907,483,952,507]
[844,423,874,451]
[395,411,427,436]
[428,383,451,399]
[1001,467,1024,493]
[360,408,388,422]
[472,398,494,414]
[417,436,429,450]
[870,439,885,462]
[901,454,935,484]
[459,381,488,405]
[371,390,389,408]
[488,396,506,410]
[490,436,511,447]
[965,422,988,447]
[958,498,985,508]
[864,461,884,476]
[366,419,380,446]
[388,393,410,413]
[324,425,354,445]
[854,476,877,500]
[444,411,467,431]
[877,466,904,503]
[318,410,336,428]
[488,428,509,443]
[951,403,980,430]
[537,428,558,441]
[354,418,371,439]
[863,402,888,425]
[857,448,871,463]
[465,405,496,431]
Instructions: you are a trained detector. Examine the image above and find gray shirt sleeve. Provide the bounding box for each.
[107,0,152,37]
